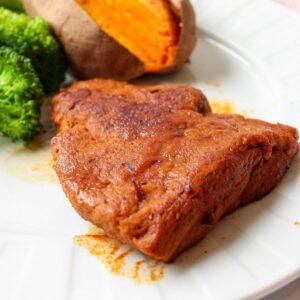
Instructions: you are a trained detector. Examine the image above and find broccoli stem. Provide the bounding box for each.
[0,0,23,12]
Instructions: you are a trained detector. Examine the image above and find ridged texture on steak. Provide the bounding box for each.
[51,79,298,262]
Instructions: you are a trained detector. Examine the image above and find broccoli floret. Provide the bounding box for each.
[0,47,43,144]
[0,7,66,93]
[0,0,24,12]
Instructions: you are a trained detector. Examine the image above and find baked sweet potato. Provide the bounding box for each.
[22,0,196,81]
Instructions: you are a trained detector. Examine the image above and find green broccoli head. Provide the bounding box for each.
[0,7,67,94]
[0,47,43,144]
[0,0,24,12]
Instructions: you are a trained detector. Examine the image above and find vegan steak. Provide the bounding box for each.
[51,79,298,262]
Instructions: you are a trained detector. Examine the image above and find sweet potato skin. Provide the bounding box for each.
[23,0,196,80]
[160,0,197,74]
[22,0,145,80]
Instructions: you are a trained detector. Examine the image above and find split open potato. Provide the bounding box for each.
[23,0,197,81]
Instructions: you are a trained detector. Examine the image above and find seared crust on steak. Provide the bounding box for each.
[51,79,298,262]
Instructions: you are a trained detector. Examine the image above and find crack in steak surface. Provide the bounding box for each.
[51,79,298,262]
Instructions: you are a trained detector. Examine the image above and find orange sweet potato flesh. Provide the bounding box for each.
[76,0,180,72]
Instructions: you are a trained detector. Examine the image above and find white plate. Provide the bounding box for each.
[1,1,300,299]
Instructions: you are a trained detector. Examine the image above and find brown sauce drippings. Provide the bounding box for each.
[3,98,58,183]
[209,99,248,117]
[210,99,249,116]
[4,141,57,183]
[74,226,165,283]
[204,80,221,88]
